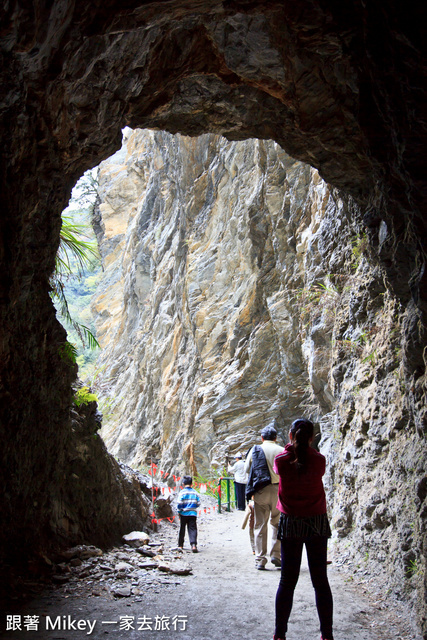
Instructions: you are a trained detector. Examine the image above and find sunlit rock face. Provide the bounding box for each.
[0,1,425,635]
[93,128,426,635]
[92,129,332,468]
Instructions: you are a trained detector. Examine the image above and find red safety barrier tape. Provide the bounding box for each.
[151,515,176,524]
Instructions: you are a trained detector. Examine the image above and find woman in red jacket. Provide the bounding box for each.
[272,418,334,640]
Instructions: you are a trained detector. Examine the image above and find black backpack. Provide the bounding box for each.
[245,445,271,501]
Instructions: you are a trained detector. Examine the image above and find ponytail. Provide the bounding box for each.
[290,418,314,471]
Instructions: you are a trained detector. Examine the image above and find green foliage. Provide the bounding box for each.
[351,233,368,270]
[51,216,100,349]
[84,364,117,420]
[73,385,98,407]
[51,170,102,377]
[405,558,419,578]
[96,395,115,422]
[137,463,151,475]
[333,331,369,355]
[84,274,101,289]
[295,280,339,306]
[293,279,340,330]
[362,349,377,366]
[194,473,220,499]
[55,215,99,278]
[58,341,78,364]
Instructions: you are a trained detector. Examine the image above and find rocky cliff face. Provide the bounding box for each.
[92,128,329,467]
[57,398,152,549]
[1,1,425,637]
[92,128,426,634]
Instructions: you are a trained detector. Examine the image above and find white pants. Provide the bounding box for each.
[253,483,281,566]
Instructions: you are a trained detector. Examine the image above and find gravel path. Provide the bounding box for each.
[0,508,416,640]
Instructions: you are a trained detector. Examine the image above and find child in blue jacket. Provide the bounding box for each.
[177,476,201,552]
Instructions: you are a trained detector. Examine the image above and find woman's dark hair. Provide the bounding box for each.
[290,418,314,471]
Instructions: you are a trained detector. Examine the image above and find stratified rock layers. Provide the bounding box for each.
[93,130,321,467]
[92,129,426,633]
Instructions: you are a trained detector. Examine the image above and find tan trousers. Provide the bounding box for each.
[253,483,281,567]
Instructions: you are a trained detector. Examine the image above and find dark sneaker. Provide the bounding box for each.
[271,557,281,567]
[191,545,198,553]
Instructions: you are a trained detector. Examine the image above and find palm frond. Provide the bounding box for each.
[78,324,100,350]
[56,216,99,278]
[51,212,100,351]
[52,281,100,349]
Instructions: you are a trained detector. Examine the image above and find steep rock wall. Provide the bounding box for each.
[56,399,152,550]
[92,129,426,635]
[92,129,326,466]
[0,1,425,636]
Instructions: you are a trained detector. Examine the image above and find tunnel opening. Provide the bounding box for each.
[0,2,425,636]
[89,127,356,473]
[49,125,426,638]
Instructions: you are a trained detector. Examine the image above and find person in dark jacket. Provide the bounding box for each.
[244,424,284,570]
[272,418,334,640]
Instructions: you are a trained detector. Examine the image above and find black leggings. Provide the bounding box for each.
[275,536,333,639]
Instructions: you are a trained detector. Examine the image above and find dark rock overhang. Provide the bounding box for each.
[0,1,426,608]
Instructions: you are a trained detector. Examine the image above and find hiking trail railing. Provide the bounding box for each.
[217,476,237,513]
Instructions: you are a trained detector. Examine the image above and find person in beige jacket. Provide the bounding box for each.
[244,424,284,570]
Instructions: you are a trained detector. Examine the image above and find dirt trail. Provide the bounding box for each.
[1,508,416,640]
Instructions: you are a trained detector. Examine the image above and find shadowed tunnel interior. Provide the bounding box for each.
[0,1,426,636]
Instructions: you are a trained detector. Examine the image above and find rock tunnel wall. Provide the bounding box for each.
[92,128,426,634]
[0,0,425,636]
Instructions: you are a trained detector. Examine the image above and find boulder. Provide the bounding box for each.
[123,531,150,547]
